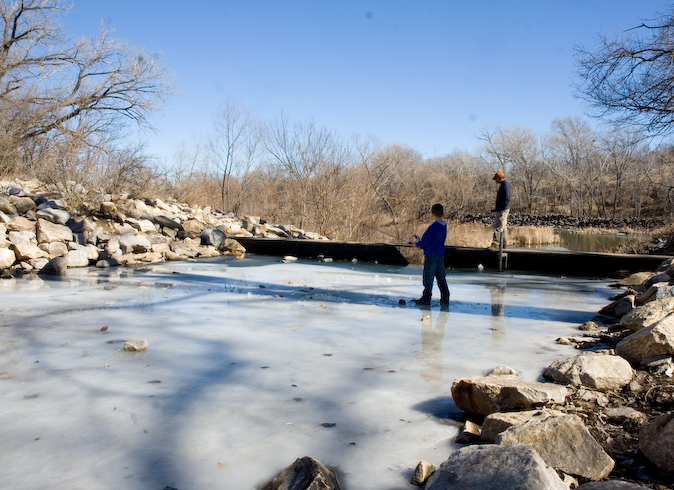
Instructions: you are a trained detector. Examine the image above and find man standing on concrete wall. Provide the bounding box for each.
[489,171,510,250]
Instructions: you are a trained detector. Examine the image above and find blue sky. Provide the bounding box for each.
[64,1,669,161]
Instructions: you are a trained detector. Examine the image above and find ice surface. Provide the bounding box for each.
[0,255,615,489]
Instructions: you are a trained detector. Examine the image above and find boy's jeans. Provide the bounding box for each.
[422,254,449,301]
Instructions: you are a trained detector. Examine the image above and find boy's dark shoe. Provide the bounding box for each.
[440,298,450,305]
[414,297,431,305]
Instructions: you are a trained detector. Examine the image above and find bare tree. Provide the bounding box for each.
[0,0,175,173]
[209,101,261,213]
[575,7,674,136]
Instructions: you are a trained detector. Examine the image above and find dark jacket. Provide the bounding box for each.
[494,181,510,212]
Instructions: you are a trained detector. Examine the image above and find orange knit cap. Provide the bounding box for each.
[493,171,505,180]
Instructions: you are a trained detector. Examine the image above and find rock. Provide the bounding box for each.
[576,482,652,489]
[655,285,674,301]
[123,340,148,351]
[182,219,203,233]
[129,218,157,233]
[154,215,183,231]
[638,412,674,472]
[36,207,70,225]
[7,216,35,232]
[481,409,563,442]
[38,256,68,276]
[262,456,340,490]
[224,238,246,255]
[486,365,520,376]
[118,234,152,254]
[600,295,635,317]
[619,297,674,331]
[424,443,567,490]
[618,272,653,286]
[496,412,615,480]
[12,241,48,260]
[615,314,674,364]
[0,197,17,215]
[410,460,435,486]
[10,196,36,214]
[100,201,118,218]
[65,250,90,268]
[8,230,35,245]
[45,241,68,257]
[579,321,599,331]
[603,407,648,427]
[0,247,15,269]
[36,218,73,243]
[450,376,569,415]
[201,228,227,249]
[543,352,633,391]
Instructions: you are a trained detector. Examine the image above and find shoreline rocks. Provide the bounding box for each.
[0,179,328,276]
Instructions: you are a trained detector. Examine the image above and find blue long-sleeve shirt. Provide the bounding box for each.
[416,220,447,256]
[495,181,510,211]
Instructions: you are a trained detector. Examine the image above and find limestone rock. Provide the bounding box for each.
[118,233,152,254]
[65,250,90,268]
[182,219,203,233]
[0,247,15,269]
[619,297,674,331]
[481,409,563,442]
[8,230,35,245]
[496,412,615,480]
[7,216,35,232]
[154,215,183,231]
[615,314,674,364]
[450,376,568,415]
[100,201,118,218]
[224,237,246,255]
[13,241,48,261]
[410,460,435,486]
[201,228,227,249]
[543,352,633,391]
[262,456,340,490]
[655,285,674,301]
[123,340,148,351]
[425,443,567,490]
[45,241,68,257]
[638,412,674,472]
[36,218,73,243]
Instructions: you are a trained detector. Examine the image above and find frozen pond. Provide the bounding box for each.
[0,255,615,490]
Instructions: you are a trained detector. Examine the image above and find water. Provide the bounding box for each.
[557,229,649,253]
[0,256,615,489]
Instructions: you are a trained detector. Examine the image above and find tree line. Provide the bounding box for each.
[2,1,674,244]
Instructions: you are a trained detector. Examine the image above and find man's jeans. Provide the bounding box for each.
[421,254,449,301]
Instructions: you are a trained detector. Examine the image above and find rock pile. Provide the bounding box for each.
[264,260,674,490]
[0,179,328,275]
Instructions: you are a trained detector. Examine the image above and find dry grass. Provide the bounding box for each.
[446,222,560,248]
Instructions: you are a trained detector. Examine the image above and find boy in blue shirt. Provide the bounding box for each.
[414,203,450,306]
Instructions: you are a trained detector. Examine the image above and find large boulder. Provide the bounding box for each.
[615,314,674,364]
[425,443,567,490]
[65,249,90,268]
[450,376,568,415]
[619,297,674,331]
[618,272,653,286]
[38,256,68,276]
[543,352,634,391]
[639,412,674,472]
[201,228,228,249]
[36,218,73,243]
[262,456,340,490]
[496,412,615,480]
